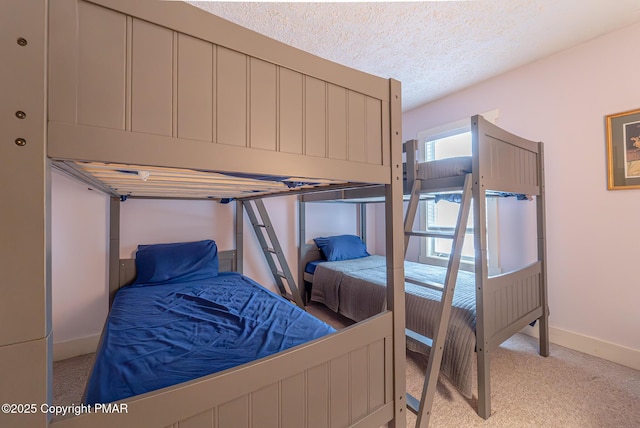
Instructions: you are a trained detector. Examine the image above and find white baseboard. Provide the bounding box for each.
[520,325,640,371]
[53,335,100,362]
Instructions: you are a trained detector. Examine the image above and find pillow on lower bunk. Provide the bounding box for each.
[313,234,370,262]
[133,239,219,285]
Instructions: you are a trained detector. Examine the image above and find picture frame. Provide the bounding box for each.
[606,108,640,190]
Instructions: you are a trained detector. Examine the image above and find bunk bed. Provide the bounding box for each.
[0,1,406,427]
[83,240,338,407]
[299,116,550,421]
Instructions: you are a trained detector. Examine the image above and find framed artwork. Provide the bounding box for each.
[606,108,640,190]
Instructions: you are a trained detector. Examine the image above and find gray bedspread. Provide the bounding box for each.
[311,255,476,398]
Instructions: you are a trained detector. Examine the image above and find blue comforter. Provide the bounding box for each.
[84,272,335,404]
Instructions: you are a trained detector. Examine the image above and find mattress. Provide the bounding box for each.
[309,255,476,398]
[417,156,472,180]
[305,259,324,275]
[84,272,335,405]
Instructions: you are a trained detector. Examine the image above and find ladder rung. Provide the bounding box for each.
[405,277,443,292]
[406,392,420,415]
[255,224,267,228]
[406,328,433,349]
[265,248,277,254]
[405,230,455,239]
[275,271,287,279]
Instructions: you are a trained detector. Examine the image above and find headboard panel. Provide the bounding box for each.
[118,249,237,288]
[300,243,322,270]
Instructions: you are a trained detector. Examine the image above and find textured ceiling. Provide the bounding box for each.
[188,1,640,111]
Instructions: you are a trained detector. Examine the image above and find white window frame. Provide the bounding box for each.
[415,110,501,275]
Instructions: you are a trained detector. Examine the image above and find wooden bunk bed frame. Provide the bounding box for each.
[0,1,407,427]
[298,116,550,420]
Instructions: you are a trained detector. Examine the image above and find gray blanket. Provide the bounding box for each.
[311,255,476,398]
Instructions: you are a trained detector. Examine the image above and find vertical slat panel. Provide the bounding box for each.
[217,47,247,146]
[330,354,350,428]
[505,144,513,183]
[279,68,303,154]
[125,16,133,131]
[506,286,513,325]
[177,33,213,141]
[348,91,366,163]
[509,145,517,183]
[212,46,217,145]
[519,149,526,187]
[350,347,369,422]
[77,2,126,130]
[131,18,173,136]
[281,373,305,428]
[501,288,508,328]
[172,32,178,137]
[48,0,78,123]
[307,364,329,428]
[218,395,248,428]
[178,409,215,428]
[384,335,392,403]
[519,277,526,317]
[305,77,326,157]
[527,151,533,186]
[381,100,391,168]
[512,284,518,323]
[487,290,496,337]
[366,97,382,165]
[251,384,279,428]
[249,58,277,151]
[369,339,385,410]
[327,84,347,160]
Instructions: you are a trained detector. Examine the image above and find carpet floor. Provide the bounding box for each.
[53,302,640,427]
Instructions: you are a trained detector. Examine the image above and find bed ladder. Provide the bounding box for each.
[242,199,306,309]
[403,173,473,428]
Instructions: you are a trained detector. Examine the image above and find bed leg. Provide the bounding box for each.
[476,347,491,419]
[539,306,550,357]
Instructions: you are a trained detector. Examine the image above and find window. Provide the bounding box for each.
[416,111,500,274]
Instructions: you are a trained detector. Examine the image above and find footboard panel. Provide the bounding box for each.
[483,262,544,351]
[50,313,394,428]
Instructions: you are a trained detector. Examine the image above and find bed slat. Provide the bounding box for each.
[177,33,214,142]
[279,68,304,155]
[77,1,126,130]
[131,18,173,136]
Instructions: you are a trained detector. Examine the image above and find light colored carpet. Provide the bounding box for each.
[54,302,640,427]
[52,353,94,407]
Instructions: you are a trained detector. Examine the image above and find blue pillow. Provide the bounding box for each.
[313,235,370,262]
[133,240,219,286]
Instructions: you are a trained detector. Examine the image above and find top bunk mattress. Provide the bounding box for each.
[83,272,335,405]
[417,156,472,180]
